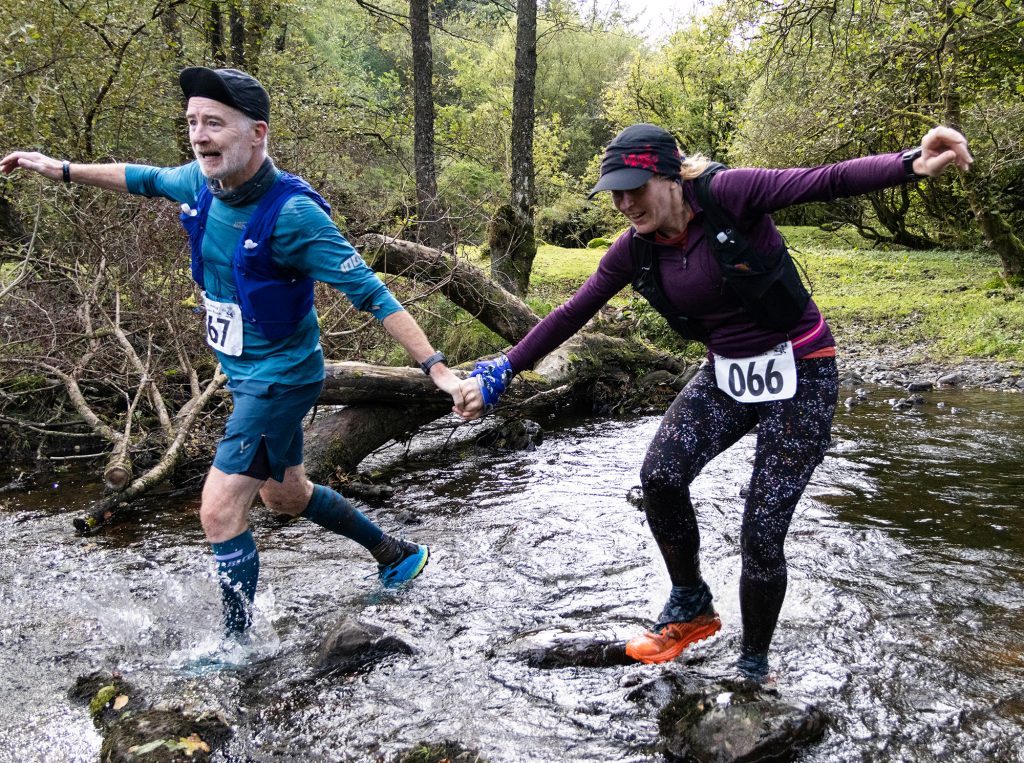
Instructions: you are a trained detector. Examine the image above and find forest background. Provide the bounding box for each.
[1,0,1022,490]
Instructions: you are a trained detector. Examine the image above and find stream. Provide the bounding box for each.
[1,384,1022,762]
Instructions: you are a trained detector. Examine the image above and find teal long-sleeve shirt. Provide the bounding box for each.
[126,161,403,385]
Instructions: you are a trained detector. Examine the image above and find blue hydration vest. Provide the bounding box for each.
[180,172,332,341]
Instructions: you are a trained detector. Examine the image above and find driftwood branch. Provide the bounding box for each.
[74,369,228,534]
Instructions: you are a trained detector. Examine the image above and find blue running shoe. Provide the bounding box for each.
[378,544,429,588]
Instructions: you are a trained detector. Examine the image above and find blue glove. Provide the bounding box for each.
[469,354,514,409]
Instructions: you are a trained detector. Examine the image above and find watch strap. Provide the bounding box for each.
[420,351,447,375]
[901,147,924,181]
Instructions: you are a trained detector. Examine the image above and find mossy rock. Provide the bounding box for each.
[68,671,141,731]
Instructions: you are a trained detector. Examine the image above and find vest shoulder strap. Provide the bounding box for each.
[692,162,732,234]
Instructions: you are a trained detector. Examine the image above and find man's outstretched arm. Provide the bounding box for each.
[0,151,128,192]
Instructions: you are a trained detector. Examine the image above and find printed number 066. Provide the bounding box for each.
[728,359,783,397]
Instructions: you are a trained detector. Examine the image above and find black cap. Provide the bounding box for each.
[179,67,271,124]
[588,123,684,198]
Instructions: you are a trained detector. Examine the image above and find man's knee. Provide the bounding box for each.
[200,499,246,542]
[200,468,262,541]
[260,476,313,516]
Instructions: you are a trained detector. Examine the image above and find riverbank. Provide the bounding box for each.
[837,344,1024,392]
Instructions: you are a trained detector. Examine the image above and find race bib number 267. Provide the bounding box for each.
[713,341,797,403]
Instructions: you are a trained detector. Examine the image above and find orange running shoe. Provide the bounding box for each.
[625,610,722,664]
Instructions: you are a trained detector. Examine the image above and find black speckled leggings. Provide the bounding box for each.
[640,357,838,658]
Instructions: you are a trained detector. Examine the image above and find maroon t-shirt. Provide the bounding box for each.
[507,152,907,371]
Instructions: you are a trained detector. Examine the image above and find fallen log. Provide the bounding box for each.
[303,333,695,480]
[359,233,539,342]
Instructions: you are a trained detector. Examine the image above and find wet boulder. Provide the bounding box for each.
[658,685,827,763]
[906,381,933,392]
[69,670,143,731]
[315,617,415,675]
[100,709,232,763]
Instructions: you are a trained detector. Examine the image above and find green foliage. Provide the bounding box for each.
[536,193,611,247]
[727,0,1022,254]
[602,7,751,160]
[438,160,504,245]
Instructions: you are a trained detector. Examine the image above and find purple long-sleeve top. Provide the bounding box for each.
[506,152,908,372]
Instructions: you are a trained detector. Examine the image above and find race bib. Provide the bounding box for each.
[713,341,797,403]
[202,293,244,356]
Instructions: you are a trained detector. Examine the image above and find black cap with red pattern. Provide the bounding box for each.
[588,123,684,198]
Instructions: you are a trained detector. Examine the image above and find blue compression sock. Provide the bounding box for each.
[211,529,259,635]
[301,484,385,551]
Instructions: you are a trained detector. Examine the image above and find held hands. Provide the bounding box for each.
[0,151,63,181]
[427,366,469,419]
[459,354,513,421]
[914,126,973,177]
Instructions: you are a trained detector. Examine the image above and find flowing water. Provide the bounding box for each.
[1,385,1022,762]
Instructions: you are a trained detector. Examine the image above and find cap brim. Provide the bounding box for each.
[587,167,654,199]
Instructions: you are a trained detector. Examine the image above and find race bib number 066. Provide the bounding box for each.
[713,341,797,403]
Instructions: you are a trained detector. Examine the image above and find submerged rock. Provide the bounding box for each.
[316,617,415,674]
[516,631,634,669]
[658,684,826,763]
[473,419,543,451]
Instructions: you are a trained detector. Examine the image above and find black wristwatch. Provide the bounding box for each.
[420,351,447,375]
[901,147,925,182]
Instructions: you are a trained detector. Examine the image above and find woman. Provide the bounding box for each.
[459,123,971,679]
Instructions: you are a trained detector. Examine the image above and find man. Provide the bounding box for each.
[1,67,465,635]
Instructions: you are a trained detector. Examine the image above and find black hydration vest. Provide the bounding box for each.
[630,163,810,343]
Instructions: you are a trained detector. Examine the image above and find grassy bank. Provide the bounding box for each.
[524,227,1024,363]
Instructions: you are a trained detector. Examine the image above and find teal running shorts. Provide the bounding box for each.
[212,379,324,482]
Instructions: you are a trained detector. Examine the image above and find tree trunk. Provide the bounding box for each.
[302,335,694,481]
[208,1,226,65]
[160,7,192,164]
[0,194,26,244]
[229,1,246,68]
[490,0,538,296]
[409,0,446,249]
[967,191,1024,278]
